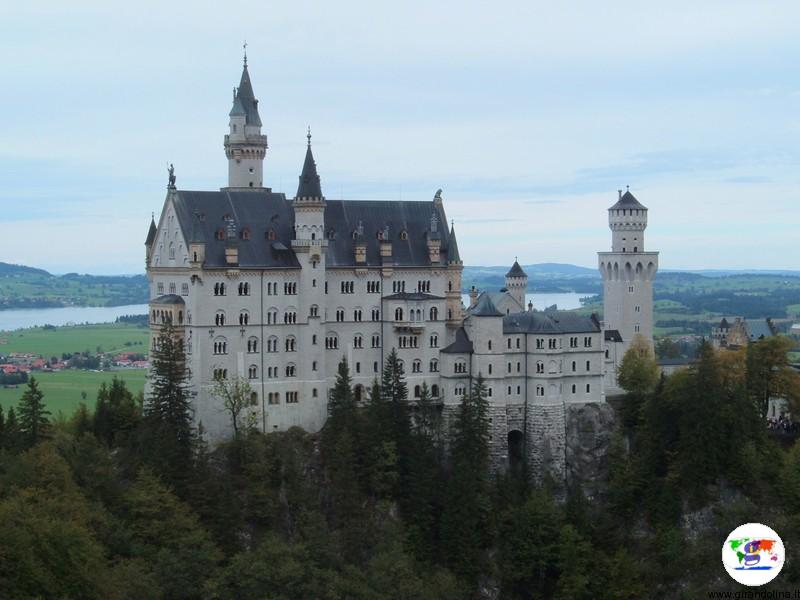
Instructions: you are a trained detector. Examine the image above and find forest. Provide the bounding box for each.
[1,325,800,598]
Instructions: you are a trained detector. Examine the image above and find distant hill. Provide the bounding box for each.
[0,262,148,310]
[0,262,51,277]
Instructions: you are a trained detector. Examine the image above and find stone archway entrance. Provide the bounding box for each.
[508,429,525,472]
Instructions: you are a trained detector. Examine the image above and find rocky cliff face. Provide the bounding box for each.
[565,402,616,496]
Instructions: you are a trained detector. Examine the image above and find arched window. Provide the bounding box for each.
[215,311,226,326]
[247,337,258,353]
[395,307,404,321]
[266,228,276,241]
[213,337,228,355]
[267,336,278,352]
[285,336,296,352]
[414,385,421,398]
[239,311,249,326]
[310,304,319,318]
[431,384,439,397]
[286,363,297,377]
[248,365,257,379]
[327,228,336,240]
[571,384,577,394]
[429,359,439,373]
[412,359,422,373]
[429,334,438,348]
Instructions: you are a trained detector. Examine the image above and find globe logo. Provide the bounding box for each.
[722,523,785,586]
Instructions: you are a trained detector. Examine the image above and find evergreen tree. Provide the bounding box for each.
[16,376,50,448]
[404,382,443,561]
[617,338,659,432]
[3,407,20,452]
[0,405,4,447]
[142,322,195,491]
[441,375,491,581]
[382,349,412,497]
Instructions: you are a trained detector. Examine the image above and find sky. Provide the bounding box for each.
[2,1,799,274]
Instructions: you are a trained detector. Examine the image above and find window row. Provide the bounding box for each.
[410,359,439,373]
[156,282,190,296]
[412,383,439,398]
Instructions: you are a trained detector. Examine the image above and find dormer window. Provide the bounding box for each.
[222,213,231,221]
[215,228,225,240]
[327,228,336,240]
[399,230,408,241]
[241,227,251,241]
[377,230,384,240]
[266,229,276,241]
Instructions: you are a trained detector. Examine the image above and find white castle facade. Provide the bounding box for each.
[146,58,657,478]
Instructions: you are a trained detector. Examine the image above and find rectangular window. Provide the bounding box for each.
[181,283,189,296]
[157,282,164,294]
[286,391,299,403]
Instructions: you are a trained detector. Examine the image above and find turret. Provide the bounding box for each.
[144,214,157,267]
[608,187,647,253]
[505,259,527,310]
[292,129,326,248]
[223,49,268,189]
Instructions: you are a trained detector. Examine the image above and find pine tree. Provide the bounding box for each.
[0,405,4,447]
[142,322,195,491]
[404,381,444,562]
[441,374,491,581]
[16,376,50,448]
[3,406,20,452]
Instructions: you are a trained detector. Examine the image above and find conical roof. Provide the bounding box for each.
[234,65,262,127]
[448,223,461,263]
[144,217,157,246]
[610,190,646,210]
[295,142,323,199]
[506,260,526,278]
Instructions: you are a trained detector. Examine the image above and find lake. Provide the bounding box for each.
[460,292,593,311]
[0,304,149,332]
[0,292,593,331]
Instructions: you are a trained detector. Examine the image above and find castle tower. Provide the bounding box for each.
[224,50,268,189]
[291,130,328,413]
[446,220,464,327]
[505,259,528,311]
[598,189,659,360]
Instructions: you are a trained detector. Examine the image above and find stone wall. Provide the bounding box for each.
[565,402,615,495]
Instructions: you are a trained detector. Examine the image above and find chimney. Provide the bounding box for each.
[469,286,478,308]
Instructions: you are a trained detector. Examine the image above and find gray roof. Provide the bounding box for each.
[609,190,646,211]
[448,223,461,264]
[718,317,730,329]
[233,65,262,127]
[604,329,623,342]
[383,292,445,301]
[170,190,300,269]
[506,260,527,278]
[323,199,455,268]
[503,310,601,334]
[151,294,185,305]
[296,143,323,199]
[441,327,473,354]
[145,217,157,246]
[167,190,457,269]
[748,319,776,340]
[470,293,503,317]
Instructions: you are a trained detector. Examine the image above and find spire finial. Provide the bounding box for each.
[307,126,312,147]
[243,41,248,66]
[626,184,630,192]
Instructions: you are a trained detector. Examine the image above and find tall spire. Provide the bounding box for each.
[233,53,261,127]
[448,221,462,264]
[295,131,323,200]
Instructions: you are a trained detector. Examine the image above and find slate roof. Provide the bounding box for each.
[470,293,504,317]
[383,292,445,301]
[233,64,262,127]
[441,327,473,354]
[145,217,157,246]
[323,199,455,268]
[506,260,527,278]
[748,319,776,340]
[170,190,300,269]
[502,310,601,334]
[448,223,461,264]
[604,329,623,342]
[609,190,646,211]
[151,294,185,305]
[296,143,323,199]
[167,190,456,270]
[718,317,730,329]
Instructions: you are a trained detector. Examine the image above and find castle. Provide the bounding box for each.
[146,57,658,480]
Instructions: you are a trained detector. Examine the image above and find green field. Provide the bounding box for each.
[0,323,149,359]
[0,368,147,417]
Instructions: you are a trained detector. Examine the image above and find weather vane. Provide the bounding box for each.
[307,126,312,146]
[243,40,248,66]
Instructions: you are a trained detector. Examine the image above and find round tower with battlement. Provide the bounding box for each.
[598,189,659,362]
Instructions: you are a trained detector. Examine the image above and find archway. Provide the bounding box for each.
[508,430,525,473]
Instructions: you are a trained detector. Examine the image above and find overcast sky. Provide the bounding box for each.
[2,1,799,274]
